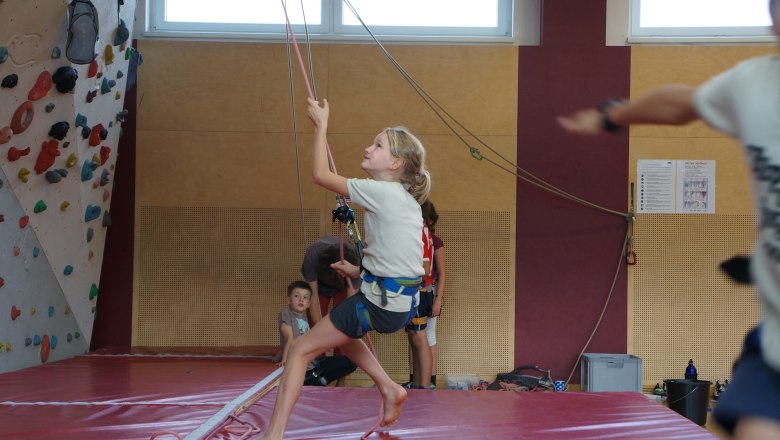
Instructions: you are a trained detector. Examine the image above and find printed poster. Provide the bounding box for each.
[637,160,715,214]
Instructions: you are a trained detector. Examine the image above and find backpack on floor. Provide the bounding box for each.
[487,365,554,391]
[66,0,99,64]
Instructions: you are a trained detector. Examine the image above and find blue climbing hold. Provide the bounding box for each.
[86,227,94,242]
[100,168,110,186]
[64,265,74,275]
[52,47,62,59]
[81,160,97,181]
[85,205,101,222]
[51,336,58,349]
[0,47,7,64]
[75,113,88,129]
[33,335,41,346]
[114,19,130,46]
[33,247,40,258]
[48,306,54,317]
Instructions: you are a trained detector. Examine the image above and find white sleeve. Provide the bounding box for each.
[347,179,383,212]
[694,62,745,138]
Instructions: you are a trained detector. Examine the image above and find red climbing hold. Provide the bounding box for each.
[28,71,52,101]
[19,215,29,228]
[11,101,34,134]
[8,146,31,161]
[0,277,4,288]
[41,335,51,363]
[0,126,12,144]
[13,246,20,256]
[35,140,60,174]
[89,123,104,147]
[88,59,99,78]
[100,145,111,164]
[11,306,20,320]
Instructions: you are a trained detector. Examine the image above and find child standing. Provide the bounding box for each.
[259,97,431,440]
[557,1,780,436]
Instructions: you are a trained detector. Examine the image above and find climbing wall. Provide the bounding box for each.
[0,0,137,372]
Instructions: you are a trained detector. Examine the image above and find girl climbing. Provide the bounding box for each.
[259,97,432,440]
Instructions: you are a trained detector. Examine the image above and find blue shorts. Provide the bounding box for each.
[714,326,780,433]
[329,292,411,338]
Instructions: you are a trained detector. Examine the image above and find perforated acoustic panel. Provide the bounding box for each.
[137,207,514,382]
[137,206,320,346]
[336,211,515,382]
[631,214,759,385]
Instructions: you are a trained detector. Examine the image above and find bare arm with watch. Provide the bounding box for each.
[556,84,699,135]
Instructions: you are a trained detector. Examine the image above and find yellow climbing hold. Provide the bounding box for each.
[91,154,100,165]
[60,201,70,211]
[5,343,10,351]
[66,152,78,168]
[104,44,114,65]
[31,307,36,315]
[115,91,121,100]
[18,167,30,183]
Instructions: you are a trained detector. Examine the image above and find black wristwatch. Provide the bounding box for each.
[598,99,626,134]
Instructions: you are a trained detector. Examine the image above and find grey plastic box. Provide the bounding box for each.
[580,353,642,392]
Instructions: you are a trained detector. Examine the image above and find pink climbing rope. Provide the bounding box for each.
[281,3,383,439]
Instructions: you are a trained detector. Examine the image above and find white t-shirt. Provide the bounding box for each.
[347,178,424,312]
[695,55,780,371]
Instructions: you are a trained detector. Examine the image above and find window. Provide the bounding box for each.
[146,0,514,42]
[628,0,775,43]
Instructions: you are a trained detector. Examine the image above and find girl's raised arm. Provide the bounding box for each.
[307,98,349,196]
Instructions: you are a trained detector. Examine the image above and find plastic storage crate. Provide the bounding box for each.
[580,354,642,392]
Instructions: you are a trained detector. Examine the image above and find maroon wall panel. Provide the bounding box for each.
[91,43,138,349]
[515,1,631,383]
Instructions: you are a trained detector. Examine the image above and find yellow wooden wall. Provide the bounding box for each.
[133,40,518,382]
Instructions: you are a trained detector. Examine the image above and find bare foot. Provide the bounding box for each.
[380,383,407,426]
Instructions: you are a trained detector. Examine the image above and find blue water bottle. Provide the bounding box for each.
[685,359,698,380]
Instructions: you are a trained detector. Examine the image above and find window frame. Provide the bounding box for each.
[144,0,516,43]
[627,0,776,44]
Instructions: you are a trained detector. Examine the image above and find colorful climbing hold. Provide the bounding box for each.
[114,19,130,46]
[88,59,99,78]
[86,89,98,103]
[0,47,8,63]
[11,306,20,320]
[0,126,13,144]
[31,307,36,315]
[51,47,61,59]
[51,336,58,349]
[66,153,78,168]
[91,153,100,165]
[64,306,70,315]
[63,141,70,149]
[104,44,115,65]
[33,335,41,345]
[85,205,101,222]
[6,343,11,352]
[45,169,68,183]
[18,168,30,183]
[40,335,50,362]
[89,283,98,300]
[60,201,70,211]
[52,66,78,93]
[64,265,73,275]
[11,101,35,134]
[45,102,55,112]
[33,200,47,213]
[75,113,88,129]
[35,140,61,174]
[1,73,18,88]
[81,160,98,181]
[100,77,116,94]
[89,124,104,146]
[86,227,94,242]
[88,250,93,260]
[28,71,53,101]
[48,306,54,317]
[103,189,110,202]
[115,91,122,100]
[100,169,110,186]
[13,246,20,257]
[100,146,111,164]
[75,331,81,339]
[25,338,32,347]
[116,70,124,79]
[19,215,29,228]
[48,121,70,140]
[33,247,39,258]
[0,277,4,288]
[8,146,31,162]
[67,333,73,342]
[116,109,128,122]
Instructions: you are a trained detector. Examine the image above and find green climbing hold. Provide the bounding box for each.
[34,200,47,213]
[89,283,98,300]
